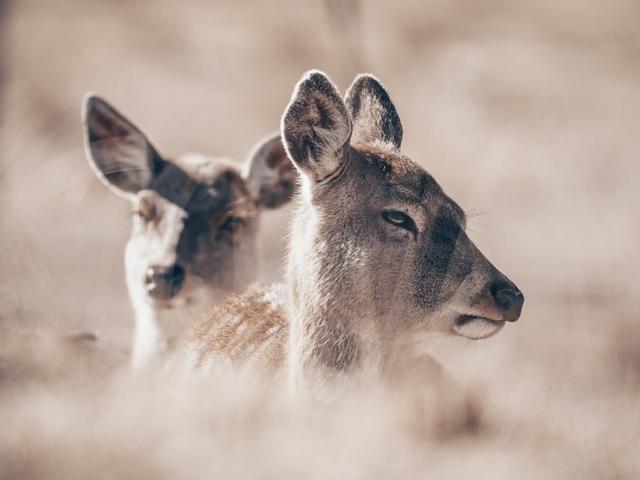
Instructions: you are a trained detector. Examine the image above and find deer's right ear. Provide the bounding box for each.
[243,133,297,209]
[82,94,165,199]
[344,74,403,149]
[281,71,351,184]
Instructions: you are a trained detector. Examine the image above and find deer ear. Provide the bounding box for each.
[82,94,165,198]
[242,133,296,209]
[344,74,403,149]
[281,70,351,183]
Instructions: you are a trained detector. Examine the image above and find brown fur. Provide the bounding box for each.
[180,71,524,394]
[83,96,296,367]
[185,285,287,376]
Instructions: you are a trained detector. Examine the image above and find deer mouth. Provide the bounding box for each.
[453,315,505,340]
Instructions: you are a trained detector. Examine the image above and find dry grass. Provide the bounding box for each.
[0,0,639,478]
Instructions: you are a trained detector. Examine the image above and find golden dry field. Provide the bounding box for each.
[0,1,639,478]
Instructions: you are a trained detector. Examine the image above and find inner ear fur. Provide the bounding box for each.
[82,94,165,198]
[281,70,352,183]
[243,133,297,209]
[344,74,403,149]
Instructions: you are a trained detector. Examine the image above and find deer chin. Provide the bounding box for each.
[149,296,187,309]
[452,315,505,340]
[153,282,217,311]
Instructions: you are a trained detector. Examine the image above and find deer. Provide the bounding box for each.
[82,95,296,368]
[180,71,524,397]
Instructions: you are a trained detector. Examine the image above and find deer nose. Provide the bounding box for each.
[490,281,524,322]
[145,264,185,300]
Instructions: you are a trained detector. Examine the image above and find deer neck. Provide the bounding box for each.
[285,201,386,393]
[129,297,163,369]
[125,256,165,369]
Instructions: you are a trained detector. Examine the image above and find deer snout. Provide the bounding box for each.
[490,280,524,323]
[145,264,185,300]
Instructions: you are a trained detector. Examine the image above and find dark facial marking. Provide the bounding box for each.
[418,173,430,200]
[150,163,222,212]
[415,207,472,309]
[153,168,249,284]
[175,214,230,287]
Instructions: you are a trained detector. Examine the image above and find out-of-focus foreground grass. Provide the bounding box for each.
[0,1,638,478]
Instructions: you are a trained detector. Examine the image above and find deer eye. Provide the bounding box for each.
[381,210,416,233]
[133,200,155,222]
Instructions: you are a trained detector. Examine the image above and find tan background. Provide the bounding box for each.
[0,0,639,477]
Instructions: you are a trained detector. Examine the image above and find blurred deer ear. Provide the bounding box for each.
[242,133,296,209]
[344,74,402,149]
[281,70,351,183]
[82,94,165,198]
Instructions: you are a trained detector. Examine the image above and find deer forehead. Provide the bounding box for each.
[172,153,238,184]
[341,146,466,227]
[137,154,251,219]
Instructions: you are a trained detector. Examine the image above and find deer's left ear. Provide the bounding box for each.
[344,74,403,149]
[82,94,166,198]
[242,133,296,209]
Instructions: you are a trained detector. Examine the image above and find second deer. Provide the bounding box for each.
[83,96,295,368]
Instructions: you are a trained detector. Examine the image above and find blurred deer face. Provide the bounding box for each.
[123,162,258,306]
[282,72,523,342]
[83,96,295,309]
